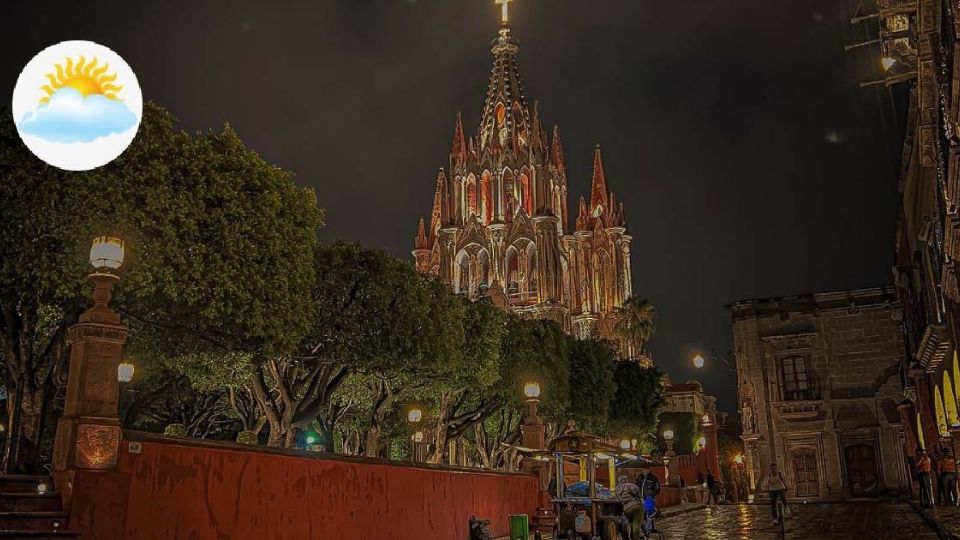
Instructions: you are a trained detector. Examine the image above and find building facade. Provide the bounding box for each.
[662,381,722,481]
[411,14,633,340]
[728,287,910,500]
[880,0,960,489]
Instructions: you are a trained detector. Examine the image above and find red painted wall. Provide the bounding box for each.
[75,435,539,540]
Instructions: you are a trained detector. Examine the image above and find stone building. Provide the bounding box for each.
[727,287,910,500]
[876,0,960,485]
[662,381,722,481]
[663,381,719,420]
[411,6,633,341]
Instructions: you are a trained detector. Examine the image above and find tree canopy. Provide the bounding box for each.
[0,102,322,470]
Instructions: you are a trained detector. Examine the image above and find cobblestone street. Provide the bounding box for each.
[656,502,939,539]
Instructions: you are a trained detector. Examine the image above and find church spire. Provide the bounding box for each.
[450,111,466,167]
[478,0,529,153]
[589,144,609,212]
[414,218,429,250]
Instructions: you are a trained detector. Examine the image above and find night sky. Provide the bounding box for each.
[1,0,902,412]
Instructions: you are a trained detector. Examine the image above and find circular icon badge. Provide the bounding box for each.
[11,40,142,171]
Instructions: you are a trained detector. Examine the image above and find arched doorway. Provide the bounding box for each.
[844,444,879,497]
[791,448,820,498]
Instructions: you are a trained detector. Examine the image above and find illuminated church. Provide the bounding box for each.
[412,1,634,341]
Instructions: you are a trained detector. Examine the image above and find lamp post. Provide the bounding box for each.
[407,406,425,462]
[54,236,129,486]
[520,380,547,491]
[663,428,678,486]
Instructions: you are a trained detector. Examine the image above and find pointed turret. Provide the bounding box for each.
[551,126,566,172]
[589,145,609,213]
[450,112,466,168]
[431,169,447,230]
[530,100,544,154]
[576,195,590,231]
[414,218,429,250]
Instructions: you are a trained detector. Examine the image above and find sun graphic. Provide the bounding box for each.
[40,56,122,104]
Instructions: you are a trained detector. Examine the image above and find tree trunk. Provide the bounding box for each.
[3,378,47,473]
[362,378,391,459]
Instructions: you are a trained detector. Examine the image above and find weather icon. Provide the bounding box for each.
[11,40,142,171]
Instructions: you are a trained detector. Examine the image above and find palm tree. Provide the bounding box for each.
[614,297,657,361]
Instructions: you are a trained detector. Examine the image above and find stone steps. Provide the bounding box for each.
[0,476,77,537]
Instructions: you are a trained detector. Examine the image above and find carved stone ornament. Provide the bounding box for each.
[76,424,120,469]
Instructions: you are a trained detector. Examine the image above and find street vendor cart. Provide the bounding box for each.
[511,430,663,540]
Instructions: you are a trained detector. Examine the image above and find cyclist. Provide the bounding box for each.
[759,462,789,525]
[638,469,661,535]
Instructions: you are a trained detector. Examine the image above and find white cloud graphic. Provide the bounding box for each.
[17,87,138,143]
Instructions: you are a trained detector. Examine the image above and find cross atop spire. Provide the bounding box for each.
[496,0,513,25]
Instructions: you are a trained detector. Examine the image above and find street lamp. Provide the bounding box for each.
[87,236,125,315]
[117,362,135,383]
[523,381,541,418]
[90,236,125,271]
[693,354,705,368]
[524,381,541,400]
[663,428,677,486]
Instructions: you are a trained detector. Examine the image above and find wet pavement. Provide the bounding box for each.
[655,502,939,539]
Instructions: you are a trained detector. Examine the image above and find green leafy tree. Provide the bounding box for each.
[608,361,664,446]
[247,243,465,449]
[0,103,321,470]
[613,297,657,359]
[657,412,700,455]
[566,337,617,434]
[472,315,570,469]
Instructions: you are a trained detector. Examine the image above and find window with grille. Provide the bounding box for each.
[781,356,816,401]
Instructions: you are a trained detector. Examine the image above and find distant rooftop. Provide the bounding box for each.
[725,285,898,318]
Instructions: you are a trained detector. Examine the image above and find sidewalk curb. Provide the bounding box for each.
[908,501,960,540]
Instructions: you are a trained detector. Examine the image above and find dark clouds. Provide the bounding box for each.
[0,0,900,411]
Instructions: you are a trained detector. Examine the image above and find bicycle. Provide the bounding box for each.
[774,495,786,536]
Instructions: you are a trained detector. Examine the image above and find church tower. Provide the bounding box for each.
[413,0,633,340]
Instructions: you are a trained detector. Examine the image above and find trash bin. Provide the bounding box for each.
[509,514,529,540]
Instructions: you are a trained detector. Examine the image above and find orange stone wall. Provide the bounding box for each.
[70,433,539,540]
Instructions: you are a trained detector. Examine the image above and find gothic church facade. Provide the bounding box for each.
[412,15,634,340]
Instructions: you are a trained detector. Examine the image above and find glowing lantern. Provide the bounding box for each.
[619,439,631,450]
[407,408,423,424]
[663,429,674,441]
[524,381,541,400]
[117,362,135,383]
[89,236,125,271]
[693,354,705,368]
[881,57,896,71]
[411,431,424,443]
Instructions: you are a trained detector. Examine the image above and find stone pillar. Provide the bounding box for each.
[521,399,546,476]
[53,274,126,474]
[703,419,721,481]
[664,441,678,486]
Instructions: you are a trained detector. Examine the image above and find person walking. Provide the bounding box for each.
[615,474,645,540]
[759,463,790,525]
[706,472,719,508]
[940,448,958,506]
[917,447,934,508]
